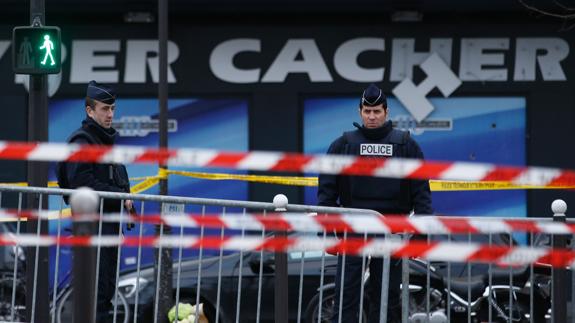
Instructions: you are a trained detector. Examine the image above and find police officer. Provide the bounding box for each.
[318,83,433,323]
[64,80,133,322]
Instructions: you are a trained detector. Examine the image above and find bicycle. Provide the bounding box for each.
[0,230,27,322]
[1,262,138,323]
[0,269,26,322]
[50,246,131,323]
[52,282,131,323]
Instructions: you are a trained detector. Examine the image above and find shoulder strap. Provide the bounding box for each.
[67,128,99,145]
[342,130,363,144]
[388,129,410,145]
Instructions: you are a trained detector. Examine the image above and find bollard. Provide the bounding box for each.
[551,199,568,323]
[70,187,99,323]
[273,194,289,323]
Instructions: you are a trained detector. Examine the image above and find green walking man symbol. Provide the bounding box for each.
[39,34,55,66]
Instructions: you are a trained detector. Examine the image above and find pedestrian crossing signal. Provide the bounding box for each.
[12,26,61,74]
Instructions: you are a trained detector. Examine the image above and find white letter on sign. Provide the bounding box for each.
[333,37,385,82]
[0,41,9,61]
[514,38,568,81]
[70,40,120,83]
[459,38,510,81]
[124,40,179,83]
[210,38,261,84]
[262,39,333,82]
[390,38,453,81]
[392,53,462,122]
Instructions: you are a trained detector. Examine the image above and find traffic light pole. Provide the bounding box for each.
[25,1,50,322]
[155,1,173,322]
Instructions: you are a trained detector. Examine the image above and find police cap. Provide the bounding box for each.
[360,83,387,108]
[86,80,116,104]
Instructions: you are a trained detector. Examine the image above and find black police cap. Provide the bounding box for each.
[86,80,116,104]
[360,83,387,107]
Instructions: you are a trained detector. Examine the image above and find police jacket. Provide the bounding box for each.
[318,121,433,215]
[65,117,131,214]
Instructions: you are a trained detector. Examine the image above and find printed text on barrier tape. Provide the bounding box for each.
[4,210,575,235]
[1,141,574,187]
[161,169,575,190]
[0,233,572,267]
[3,172,574,193]
[152,170,575,191]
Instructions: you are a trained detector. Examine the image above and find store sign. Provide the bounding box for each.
[208,37,568,120]
[0,35,570,120]
[209,37,569,83]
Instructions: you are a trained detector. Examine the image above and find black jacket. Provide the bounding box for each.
[317,121,433,215]
[66,117,131,214]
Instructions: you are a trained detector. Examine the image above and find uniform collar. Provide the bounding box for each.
[82,117,118,145]
[354,121,393,140]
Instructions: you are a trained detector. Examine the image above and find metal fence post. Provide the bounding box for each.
[273,194,289,323]
[26,1,51,321]
[156,0,173,321]
[70,187,99,323]
[552,199,568,323]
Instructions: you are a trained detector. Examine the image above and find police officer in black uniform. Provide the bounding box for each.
[64,80,132,322]
[318,83,433,323]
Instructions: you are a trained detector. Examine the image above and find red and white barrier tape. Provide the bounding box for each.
[0,233,572,268]
[1,141,574,186]
[4,209,574,235]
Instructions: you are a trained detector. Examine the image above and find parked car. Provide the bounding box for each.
[118,232,533,323]
[118,233,338,323]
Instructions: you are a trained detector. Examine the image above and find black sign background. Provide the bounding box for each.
[0,22,573,215]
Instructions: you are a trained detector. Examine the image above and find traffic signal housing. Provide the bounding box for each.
[12,26,61,74]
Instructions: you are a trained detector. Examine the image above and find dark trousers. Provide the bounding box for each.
[96,246,119,322]
[331,255,402,323]
[96,223,120,322]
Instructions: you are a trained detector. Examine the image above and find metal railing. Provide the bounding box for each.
[0,185,378,323]
[0,185,572,323]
